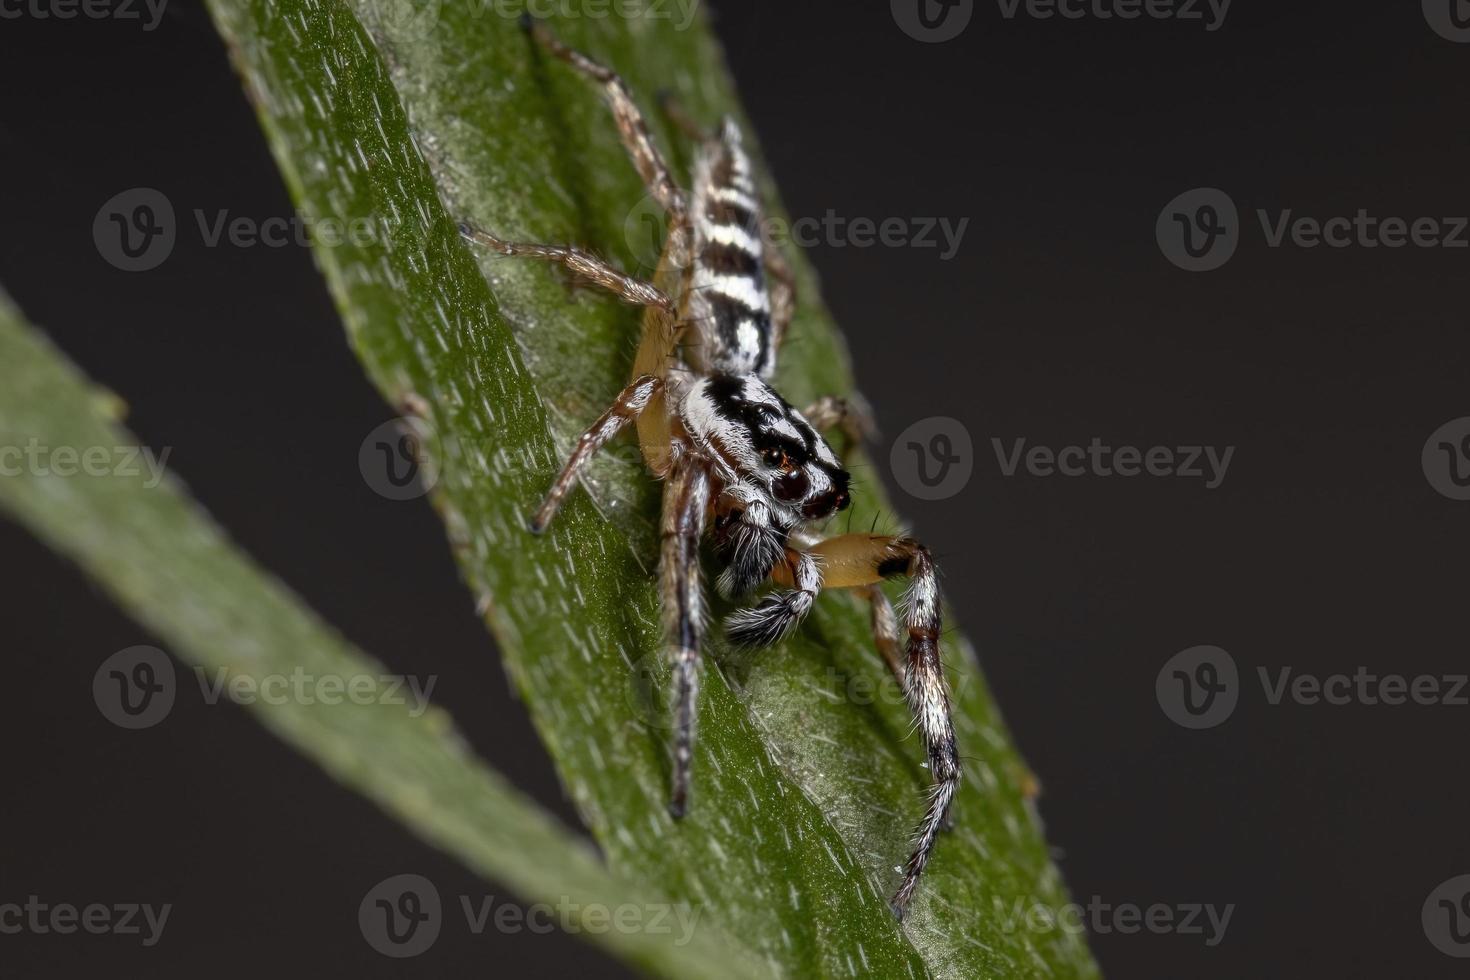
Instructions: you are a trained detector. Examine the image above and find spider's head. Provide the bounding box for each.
[682,375,851,521]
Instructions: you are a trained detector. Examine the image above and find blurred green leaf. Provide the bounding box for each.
[4,0,1101,974]
[0,293,754,978]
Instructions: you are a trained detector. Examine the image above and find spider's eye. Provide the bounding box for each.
[833,492,850,512]
[772,467,810,503]
[761,447,786,468]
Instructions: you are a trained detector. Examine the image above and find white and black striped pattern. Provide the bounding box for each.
[687,118,775,378]
[891,544,961,917]
[679,374,850,524]
[725,549,821,647]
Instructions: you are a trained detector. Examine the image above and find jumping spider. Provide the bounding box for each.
[461,20,959,919]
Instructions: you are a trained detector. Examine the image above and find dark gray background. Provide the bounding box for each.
[2,1,1468,977]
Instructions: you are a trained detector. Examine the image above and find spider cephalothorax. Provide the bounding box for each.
[462,19,960,919]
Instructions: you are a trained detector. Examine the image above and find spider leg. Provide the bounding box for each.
[662,451,713,818]
[711,485,788,598]
[794,533,960,919]
[459,225,673,312]
[725,546,820,647]
[856,582,907,689]
[526,18,687,221]
[800,394,877,448]
[528,374,662,533]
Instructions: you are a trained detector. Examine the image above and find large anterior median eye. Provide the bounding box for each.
[772,467,810,503]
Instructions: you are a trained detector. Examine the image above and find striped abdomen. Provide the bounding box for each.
[685,118,775,378]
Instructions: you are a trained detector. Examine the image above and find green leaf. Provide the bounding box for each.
[200,0,1100,976]
[0,292,754,979]
[3,0,1102,975]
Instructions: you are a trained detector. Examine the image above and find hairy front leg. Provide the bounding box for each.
[526,17,687,220]
[528,374,662,533]
[794,533,961,918]
[661,453,712,818]
[460,225,673,312]
[801,394,876,449]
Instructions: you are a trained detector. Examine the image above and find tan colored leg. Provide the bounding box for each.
[528,19,686,220]
[764,530,958,918]
[801,395,876,448]
[460,225,672,312]
[529,375,662,533]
